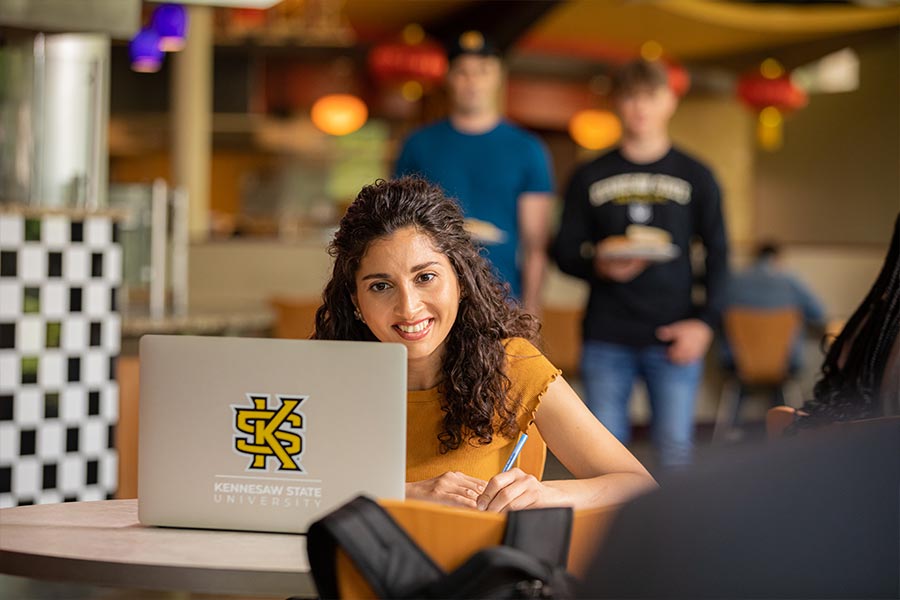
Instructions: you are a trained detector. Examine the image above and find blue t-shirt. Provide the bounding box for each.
[394,119,554,298]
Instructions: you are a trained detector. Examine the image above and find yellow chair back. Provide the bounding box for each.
[724,307,801,385]
[335,498,619,598]
[269,296,320,339]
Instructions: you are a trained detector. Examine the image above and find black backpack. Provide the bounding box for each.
[306,495,578,599]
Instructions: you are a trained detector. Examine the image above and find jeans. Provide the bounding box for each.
[581,340,703,468]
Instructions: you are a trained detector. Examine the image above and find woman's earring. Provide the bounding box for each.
[353,308,365,323]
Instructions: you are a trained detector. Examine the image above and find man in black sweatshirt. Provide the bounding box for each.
[553,60,729,469]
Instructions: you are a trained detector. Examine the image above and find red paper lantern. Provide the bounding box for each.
[736,73,807,112]
[737,64,808,151]
[666,62,690,97]
[368,39,448,87]
[230,8,267,29]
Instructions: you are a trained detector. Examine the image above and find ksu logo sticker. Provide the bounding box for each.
[233,394,307,472]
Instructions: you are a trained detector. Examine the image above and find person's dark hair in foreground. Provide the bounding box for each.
[796,214,900,427]
[313,177,539,452]
[579,419,900,598]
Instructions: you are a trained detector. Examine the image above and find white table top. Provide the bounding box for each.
[0,499,314,597]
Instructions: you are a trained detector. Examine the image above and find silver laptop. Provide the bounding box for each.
[137,335,407,534]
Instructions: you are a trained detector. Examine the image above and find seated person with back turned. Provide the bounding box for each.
[313,177,657,511]
[722,241,826,374]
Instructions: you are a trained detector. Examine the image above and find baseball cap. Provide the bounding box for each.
[446,30,500,63]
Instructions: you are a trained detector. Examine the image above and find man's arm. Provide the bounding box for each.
[695,171,729,329]
[518,192,554,315]
[658,169,728,365]
[552,170,596,281]
[792,278,827,326]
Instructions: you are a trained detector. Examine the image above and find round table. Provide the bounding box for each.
[0,499,314,597]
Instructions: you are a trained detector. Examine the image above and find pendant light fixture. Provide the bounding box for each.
[152,3,189,52]
[129,27,164,73]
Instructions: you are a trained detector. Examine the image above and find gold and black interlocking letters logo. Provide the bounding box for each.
[233,394,306,472]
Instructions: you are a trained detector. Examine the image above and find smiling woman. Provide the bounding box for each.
[314,177,656,511]
[355,231,460,380]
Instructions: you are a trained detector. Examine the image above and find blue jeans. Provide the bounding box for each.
[581,340,703,468]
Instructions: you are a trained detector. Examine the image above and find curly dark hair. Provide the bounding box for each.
[313,177,540,452]
[794,213,900,428]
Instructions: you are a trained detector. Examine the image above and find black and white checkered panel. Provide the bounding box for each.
[0,212,121,507]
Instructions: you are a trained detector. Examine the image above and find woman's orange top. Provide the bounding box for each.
[406,337,561,482]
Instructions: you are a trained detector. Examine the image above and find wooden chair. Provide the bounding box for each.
[767,408,900,440]
[334,498,620,598]
[714,307,802,441]
[540,306,584,378]
[116,355,141,499]
[517,420,547,480]
[269,296,321,339]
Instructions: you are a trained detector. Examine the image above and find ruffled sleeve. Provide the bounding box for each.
[503,338,561,432]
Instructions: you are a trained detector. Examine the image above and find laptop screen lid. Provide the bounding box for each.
[137,335,407,534]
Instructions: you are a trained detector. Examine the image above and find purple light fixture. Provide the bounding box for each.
[152,3,189,52]
[130,27,164,73]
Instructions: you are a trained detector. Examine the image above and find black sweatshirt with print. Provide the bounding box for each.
[552,147,729,348]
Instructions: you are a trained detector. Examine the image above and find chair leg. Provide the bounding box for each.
[713,379,739,443]
[784,379,805,409]
[772,386,786,408]
[731,384,745,428]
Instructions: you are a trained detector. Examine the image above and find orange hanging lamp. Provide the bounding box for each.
[568,110,622,151]
[310,94,368,136]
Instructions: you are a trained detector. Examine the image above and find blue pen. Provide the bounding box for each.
[502,433,529,473]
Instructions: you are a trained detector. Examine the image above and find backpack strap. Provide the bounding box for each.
[419,544,560,599]
[502,506,574,568]
[307,495,444,599]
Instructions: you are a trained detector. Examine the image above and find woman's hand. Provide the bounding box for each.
[406,472,487,509]
[476,468,564,512]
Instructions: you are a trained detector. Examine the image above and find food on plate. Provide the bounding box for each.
[624,225,672,248]
[463,218,507,244]
[596,225,679,261]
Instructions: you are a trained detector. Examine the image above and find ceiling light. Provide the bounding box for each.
[130,27,164,73]
[152,4,189,52]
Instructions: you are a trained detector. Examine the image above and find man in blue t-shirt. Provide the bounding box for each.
[394,31,554,314]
